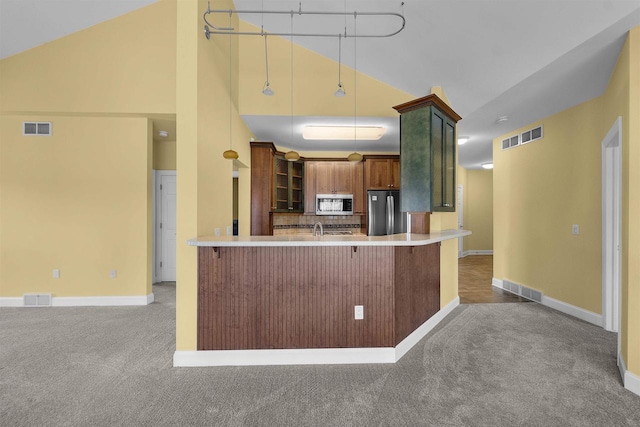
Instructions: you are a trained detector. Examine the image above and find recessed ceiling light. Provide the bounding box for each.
[302,125,385,140]
[496,116,509,124]
[481,163,494,169]
[458,136,469,145]
[159,130,168,137]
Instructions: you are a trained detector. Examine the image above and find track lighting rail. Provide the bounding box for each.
[203,3,405,39]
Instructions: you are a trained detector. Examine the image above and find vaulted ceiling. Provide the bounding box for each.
[2,0,639,168]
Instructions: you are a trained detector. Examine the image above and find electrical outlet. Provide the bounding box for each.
[354,305,364,320]
[110,269,117,279]
[572,224,580,235]
[215,228,221,236]
[226,225,232,236]
[53,269,60,279]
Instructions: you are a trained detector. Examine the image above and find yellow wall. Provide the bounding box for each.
[0,115,153,297]
[0,1,176,115]
[464,169,493,252]
[493,25,639,377]
[176,0,255,350]
[153,140,177,170]
[0,1,176,300]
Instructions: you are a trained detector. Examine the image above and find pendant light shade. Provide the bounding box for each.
[347,152,363,162]
[335,83,346,97]
[262,82,274,96]
[284,150,300,161]
[223,149,239,160]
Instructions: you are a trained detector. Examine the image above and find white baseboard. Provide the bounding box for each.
[394,296,459,361]
[619,352,640,397]
[0,293,154,307]
[0,297,23,307]
[461,250,493,257]
[174,298,459,367]
[540,295,601,326]
[492,278,602,327]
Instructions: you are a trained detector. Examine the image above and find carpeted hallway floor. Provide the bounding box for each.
[1,283,639,426]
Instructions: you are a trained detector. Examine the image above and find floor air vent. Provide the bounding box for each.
[502,280,542,302]
[23,293,52,307]
[23,122,52,136]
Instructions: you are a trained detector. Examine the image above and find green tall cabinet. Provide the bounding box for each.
[393,94,461,213]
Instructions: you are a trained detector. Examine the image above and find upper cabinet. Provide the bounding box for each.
[393,94,461,213]
[273,156,304,213]
[364,157,400,190]
[305,161,365,215]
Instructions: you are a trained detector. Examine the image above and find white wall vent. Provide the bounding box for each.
[521,125,543,145]
[23,122,52,136]
[23,293,52,307]
[502,125,543,150]
[502,280,543,303]
[501,135,520,150]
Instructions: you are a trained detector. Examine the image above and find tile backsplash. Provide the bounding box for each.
[272,214,363,235]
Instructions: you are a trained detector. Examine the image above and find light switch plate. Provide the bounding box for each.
[572,224,580,235]
[354,305,364,320]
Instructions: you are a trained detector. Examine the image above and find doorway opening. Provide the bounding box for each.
[601,117,621,339]
[154,170,177,282]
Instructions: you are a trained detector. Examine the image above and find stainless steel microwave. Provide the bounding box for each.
[316,194,354,215]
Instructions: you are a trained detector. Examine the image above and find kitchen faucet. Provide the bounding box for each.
[313,222,324,236]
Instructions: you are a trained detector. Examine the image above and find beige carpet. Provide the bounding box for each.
[1,283,639,426]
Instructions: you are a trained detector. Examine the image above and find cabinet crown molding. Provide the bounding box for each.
[393,94,462,122]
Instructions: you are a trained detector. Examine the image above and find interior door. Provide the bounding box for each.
[159,173,177,282]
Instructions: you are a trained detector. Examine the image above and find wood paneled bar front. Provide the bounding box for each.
[183,230,470,366]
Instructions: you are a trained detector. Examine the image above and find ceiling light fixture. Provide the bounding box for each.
[302,126,385,140]
[347,12,362,163]
[481,163,494,169]
[496,116,509,124]
[223,12,238,160]
[262,34,274,96]
[159,130,168,138]
[285,13,300,162]
[334,34,346,97]
[458,136,469,145]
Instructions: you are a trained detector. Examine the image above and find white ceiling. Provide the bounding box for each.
[2,1,639,168]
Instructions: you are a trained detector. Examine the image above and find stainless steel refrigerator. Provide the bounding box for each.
[367,190,407,236]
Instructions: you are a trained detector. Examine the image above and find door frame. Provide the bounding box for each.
[457,184,464,258]
[154,170,177,283]
[601,117,622,338]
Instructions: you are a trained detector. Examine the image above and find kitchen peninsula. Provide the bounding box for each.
[179,229,470,367]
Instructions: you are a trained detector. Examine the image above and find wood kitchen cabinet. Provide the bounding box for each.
[273,155,304,213]
[250,142,276,235]
[251,141,304,235]
[364,157,400,190]
[393,94,461,213]
[304,161,365,214]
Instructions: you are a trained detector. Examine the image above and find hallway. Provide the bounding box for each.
[458,255,529,304]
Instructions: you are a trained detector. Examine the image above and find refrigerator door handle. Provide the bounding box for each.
[386,195,394,235]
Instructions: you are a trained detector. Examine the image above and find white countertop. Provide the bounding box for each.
[187,229,471,247]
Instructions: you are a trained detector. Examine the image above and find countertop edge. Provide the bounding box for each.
[187,230,471,247]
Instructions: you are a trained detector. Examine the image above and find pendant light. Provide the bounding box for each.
[348,13,362,163]
[285,13,300,162]
[262,34,274,96]
[223,12,238,160]
[334,34,346,97]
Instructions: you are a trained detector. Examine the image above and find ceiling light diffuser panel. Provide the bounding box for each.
[302,126,385,141]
